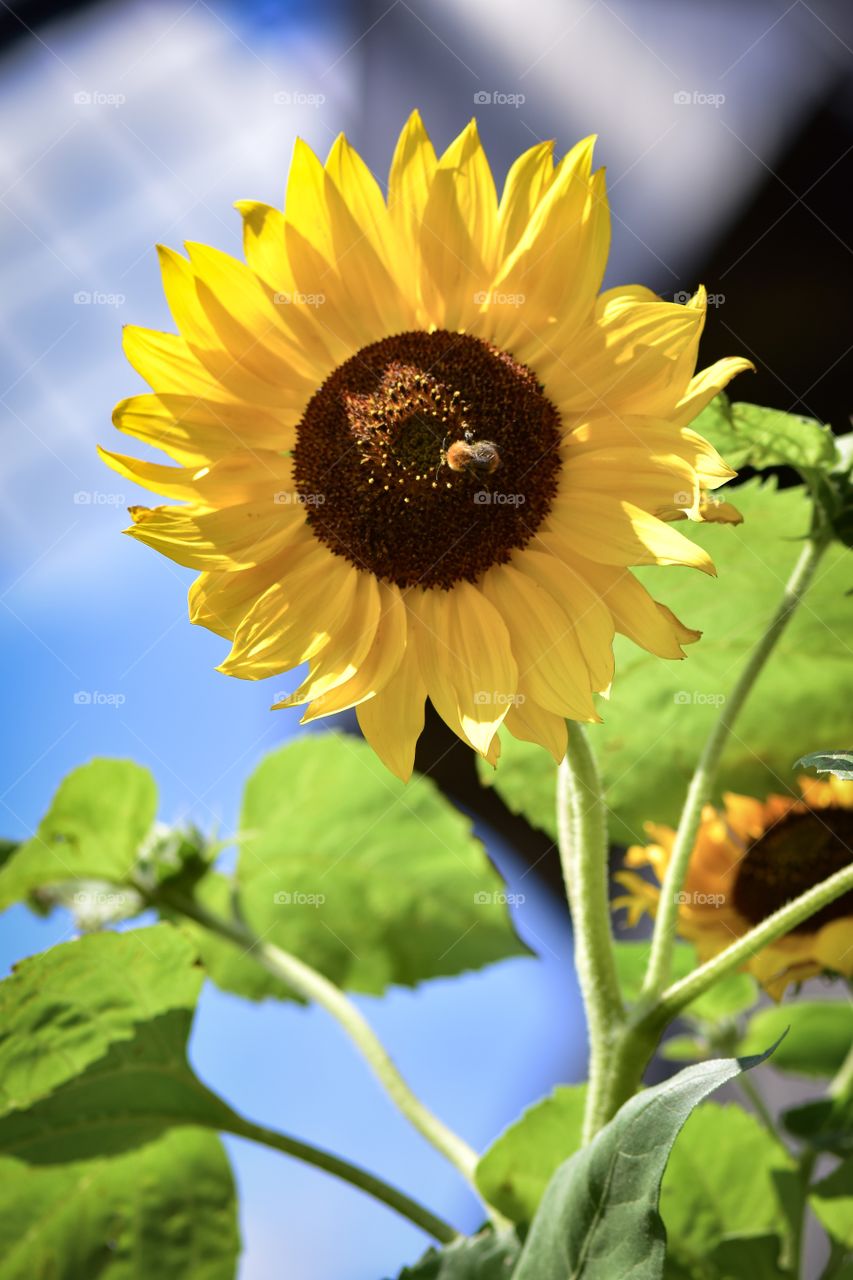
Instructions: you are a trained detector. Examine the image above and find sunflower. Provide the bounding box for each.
[614,776,853,998]
[102,112,750,779]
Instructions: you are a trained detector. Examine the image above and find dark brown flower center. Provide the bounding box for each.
[292,330,562,589]
[732,807,853,932]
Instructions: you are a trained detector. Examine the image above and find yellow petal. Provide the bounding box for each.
[111,393,296,466]
[388,109,437,319]
[574,559,698,659]
[274,570,381,706]
[189,558,291,639]
[490,140,608,353]
[673,356,755,427]
[480,561,599,719]
[496,139,555,261]
[503,695,567,763]
[356,641,426,782]
[300,582,408,717]
[99,446,294,508]
[234,200,291,293]
[420,119,498,330]
[122,326,225,398]
[516,545,615,693]
[545,497,715,574]
[412,582,516,756]
[547,288,703,416]
[126,499,305,571]
[220,544,357,679]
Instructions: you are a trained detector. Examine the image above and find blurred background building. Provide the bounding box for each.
[1,0,852,1275]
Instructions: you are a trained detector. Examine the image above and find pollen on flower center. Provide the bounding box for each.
[291,330,562,589]
[732,807,853,931]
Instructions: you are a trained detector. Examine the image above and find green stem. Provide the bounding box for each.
[557,722,625,1143]
[646,859,853,1024]
[830,1037,853,1098]
[223,1114,458,1243]
[155,886,506,1227]
[641,534,828,998]
[791,1149,817,1280]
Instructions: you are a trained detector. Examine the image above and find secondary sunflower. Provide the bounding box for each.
[614,776,853,998]
[102,112,750,779]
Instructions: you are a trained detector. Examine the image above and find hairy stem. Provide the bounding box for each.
[646,859,853,1024]
[224,1114,458,1242]
[557,722,624,1142]
[642,534,828,997]
[155,885,506,1226]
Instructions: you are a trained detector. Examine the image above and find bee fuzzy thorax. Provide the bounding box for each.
[444,435,501,478]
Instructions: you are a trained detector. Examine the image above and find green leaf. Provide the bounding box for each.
[393,1230,521,1278]
[783,1094,853,1156]
[739,1003,853,1077]
[0,1128,239,1279]
[168,872,283,1002]
[678,1233,789,1279]
[659,1103,793,1272]
[691,395,838,475]
[796,750,853,782]
[614,941,757,1021]
[475,1085,586,1225]
[811,1158,853,1250]
[660,1036,706,1062]
[0,760,157,911]
[0,924,239,1162]
[237,734,528,996]
[512,1046,779,1280]
[480,480,853,843]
